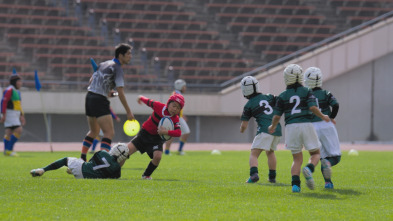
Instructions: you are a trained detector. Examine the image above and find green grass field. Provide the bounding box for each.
[1,150,392,220]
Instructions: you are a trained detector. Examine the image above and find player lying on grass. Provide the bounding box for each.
[30,143,129,179]
[126,94,184,180]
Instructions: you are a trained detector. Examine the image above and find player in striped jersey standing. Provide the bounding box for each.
[268,64,331,193]
[239,76,282,184]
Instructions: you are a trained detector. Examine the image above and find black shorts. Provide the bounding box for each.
[131,129,164,159]
[85,91,111,118]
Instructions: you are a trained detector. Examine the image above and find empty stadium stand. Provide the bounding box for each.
[0,0,392,91]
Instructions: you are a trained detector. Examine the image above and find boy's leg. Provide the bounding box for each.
[81,116,100,161]
[246,149,262,183]
[31,157,68,177]
[164,138,173,155]
[265,150,277,183]
[91,137,99,152]
[302,149,320,190]
[178,133,189,155]
[291,152,303,192]
[9,126,22,152]
[97,115,114,151]
[142,150,162,179]
[3,129,12,155]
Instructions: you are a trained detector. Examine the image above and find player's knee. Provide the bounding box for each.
[309,148,320,155]
[329,156,341,166]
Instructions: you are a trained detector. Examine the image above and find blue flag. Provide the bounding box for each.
[34,70,41,91]
[12,68,17,75]
[90,58,98,72]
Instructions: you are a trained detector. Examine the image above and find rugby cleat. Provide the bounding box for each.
[246,173,259,183]
[30,168,44,177]
[268,178,276,184]
[292,185,301,193]
[142,175,152,180]
[302,167,315,190]
[325,182,334,189]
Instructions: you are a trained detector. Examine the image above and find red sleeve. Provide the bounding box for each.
[1,88,12,114]
[140,96,157,108]
[168,116,181,137]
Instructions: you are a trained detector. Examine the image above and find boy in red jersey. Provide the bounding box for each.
[126,94,185,179]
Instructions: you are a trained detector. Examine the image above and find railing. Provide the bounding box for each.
[220,10,393,88]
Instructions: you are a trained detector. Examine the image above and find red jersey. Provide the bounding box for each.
[139,96,181,137]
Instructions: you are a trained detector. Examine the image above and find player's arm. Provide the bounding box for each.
[268,115,281,134]
[240,121,248,133]
[310,106,330,122]
[117,87,134,121]
[0,89,12,122]
[158,121,181,137]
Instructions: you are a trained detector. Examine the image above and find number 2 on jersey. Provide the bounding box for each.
[289,95,301,115]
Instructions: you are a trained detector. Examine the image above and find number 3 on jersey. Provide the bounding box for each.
[259,100,273,115]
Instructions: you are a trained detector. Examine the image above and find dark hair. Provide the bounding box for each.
[115,43,131,58]
[10,74,21,88]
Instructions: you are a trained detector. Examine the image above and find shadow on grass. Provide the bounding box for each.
[328,188,362,196]
[122,167,145,171]
[256,182,291,187]
[292,188,362,200]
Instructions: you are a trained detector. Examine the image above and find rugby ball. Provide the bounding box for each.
[158,117,174,141]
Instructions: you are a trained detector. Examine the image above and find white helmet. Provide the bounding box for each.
[174,79,186,91]
[240,76,260,97]
[304,67,323,89]
[283,64,303,85]
[109,143,129,163]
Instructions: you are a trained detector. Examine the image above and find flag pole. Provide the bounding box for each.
[35,70,53,152]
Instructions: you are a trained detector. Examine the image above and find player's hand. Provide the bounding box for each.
[268,125,275,134]
[115,117,121,123]
[157,126,168,135]
[126,112,135,121]
[20,115,26,126]
[109,90,118,97]
[322,115,330,122]
[137,95,143,104]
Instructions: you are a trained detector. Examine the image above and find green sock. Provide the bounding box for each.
[43,157,68,172]
[306,163,315,173]
[250,167,258,176]
[292,175,300,187]
[269,170,276,179]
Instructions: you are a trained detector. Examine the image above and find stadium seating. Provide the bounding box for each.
[0,0,392,90]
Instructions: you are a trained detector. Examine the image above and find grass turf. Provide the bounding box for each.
[1,150,392,220]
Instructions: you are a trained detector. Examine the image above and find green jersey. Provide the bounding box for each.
[310,88,339,122]
[82,151,121,179]
[241,93,282,136]
[274,84,317,125]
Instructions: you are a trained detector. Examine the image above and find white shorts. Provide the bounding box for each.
[67,157,84,179]
[179,117,190,135]
[4,110,21,128]
[285,123,321,154]
[251,132,281,151]
[313,121,341,158]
